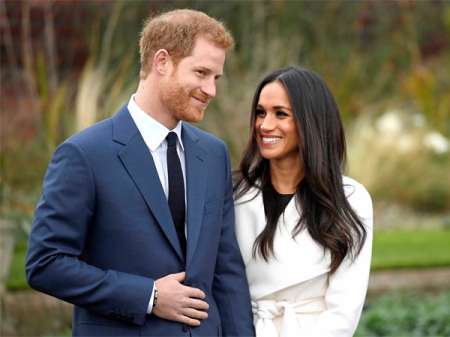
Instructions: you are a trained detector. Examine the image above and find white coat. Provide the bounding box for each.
[234,176,373,337]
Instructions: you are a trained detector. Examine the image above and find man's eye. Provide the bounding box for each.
[197,70,205,75]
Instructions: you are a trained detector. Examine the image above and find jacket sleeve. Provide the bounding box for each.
[307,181,374,337]
[212,143,256,337]
[25,141,153,325]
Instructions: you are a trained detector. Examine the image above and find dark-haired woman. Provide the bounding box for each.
[233,66,373,337]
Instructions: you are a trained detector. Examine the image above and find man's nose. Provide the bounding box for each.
[201,78,216,98]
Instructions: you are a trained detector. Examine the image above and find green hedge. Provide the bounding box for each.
[356,290,450,336]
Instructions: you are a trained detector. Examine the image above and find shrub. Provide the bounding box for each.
[356,290,450,336]
[347,111,450,213]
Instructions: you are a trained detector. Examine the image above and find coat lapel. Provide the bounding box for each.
[234,188,331,300]
[182,125,207,268]
[112,105,184,262]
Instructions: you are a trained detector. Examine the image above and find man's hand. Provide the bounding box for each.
[152,272,209,326]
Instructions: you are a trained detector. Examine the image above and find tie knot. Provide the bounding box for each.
[166,132,177,148]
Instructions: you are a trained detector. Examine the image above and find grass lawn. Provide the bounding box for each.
[371,229,450,270]
[6,229,450,290]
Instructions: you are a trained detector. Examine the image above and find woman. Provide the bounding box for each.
[233,66,373,337]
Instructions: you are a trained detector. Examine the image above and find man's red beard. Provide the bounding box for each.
[159,72,210,123]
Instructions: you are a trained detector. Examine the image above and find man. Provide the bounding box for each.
[25,9,255,337]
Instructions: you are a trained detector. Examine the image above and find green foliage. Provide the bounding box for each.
[1,0,139,218]
[6,242,29,290]
[2,0,449,219]
[75,0,138,132]
[347,112,450,213]
[35,49,70,153]
[371,230,450,270]
[1,138,50,217]
[356,291,450,336]
[192,1,450,170]
[45,327,72,337]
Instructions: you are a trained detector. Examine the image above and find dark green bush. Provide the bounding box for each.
[356,291,450,336]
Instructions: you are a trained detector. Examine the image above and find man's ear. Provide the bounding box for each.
[154,49,171,75]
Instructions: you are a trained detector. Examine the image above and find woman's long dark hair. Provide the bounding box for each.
[233,66,367,273]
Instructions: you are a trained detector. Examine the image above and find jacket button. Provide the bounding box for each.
[182,324,189,332]
[185,281,191,287]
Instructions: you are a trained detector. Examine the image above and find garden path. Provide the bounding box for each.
[366,266,450,297]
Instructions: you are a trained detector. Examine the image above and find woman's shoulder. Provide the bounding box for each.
[342,176,370,197]
[233,184,261,205]
[342,176,373,223]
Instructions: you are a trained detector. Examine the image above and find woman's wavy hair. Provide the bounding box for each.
[233,66,366,273]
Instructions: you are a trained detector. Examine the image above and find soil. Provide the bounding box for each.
[366,266,450,297]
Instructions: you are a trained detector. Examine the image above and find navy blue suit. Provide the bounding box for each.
[25,105,255,336]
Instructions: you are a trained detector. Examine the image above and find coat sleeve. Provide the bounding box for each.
[25,141,153,325]
[212,143,256,337]
[307,181,373,337]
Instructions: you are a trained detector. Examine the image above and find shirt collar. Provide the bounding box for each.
[128,94,184,152]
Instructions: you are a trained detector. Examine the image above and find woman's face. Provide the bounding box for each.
[254,81,300,163]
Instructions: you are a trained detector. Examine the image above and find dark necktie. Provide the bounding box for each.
[166,132,186,258]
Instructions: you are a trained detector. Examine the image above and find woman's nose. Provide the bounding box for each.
[260,115,275,131]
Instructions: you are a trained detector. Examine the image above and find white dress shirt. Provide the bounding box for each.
[127,94,187,314]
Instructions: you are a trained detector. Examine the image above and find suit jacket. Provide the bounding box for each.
[234,176,373,336]
[25,105,255,336]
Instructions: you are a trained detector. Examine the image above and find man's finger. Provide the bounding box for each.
[186,286,206,300]
[184,307,208,320]
[171,271,186,282]
[187,298,209,311]
[179,315,201,327]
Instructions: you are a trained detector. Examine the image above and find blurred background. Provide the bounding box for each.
[1,0,449,336]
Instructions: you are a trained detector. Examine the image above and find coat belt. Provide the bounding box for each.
[252,298,326,337]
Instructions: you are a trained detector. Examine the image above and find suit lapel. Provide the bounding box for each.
[182,125,207,268]
[112,105,184,262]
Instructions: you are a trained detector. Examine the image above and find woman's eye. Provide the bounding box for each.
[277,111,288,117]
[255,109,266,116]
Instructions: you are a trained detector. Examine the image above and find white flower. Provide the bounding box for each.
[423,131,450,154]
[376,111,403,135]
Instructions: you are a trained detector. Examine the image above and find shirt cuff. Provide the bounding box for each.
[147,284,156,314]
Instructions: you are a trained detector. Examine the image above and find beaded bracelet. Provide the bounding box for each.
[153,286,158,308]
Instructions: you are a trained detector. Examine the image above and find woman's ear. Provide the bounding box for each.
[153,49,171,75]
